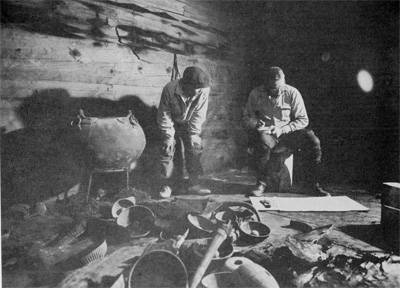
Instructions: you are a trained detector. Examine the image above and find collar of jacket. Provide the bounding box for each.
[261,84,287,93]
[260,85,286,107]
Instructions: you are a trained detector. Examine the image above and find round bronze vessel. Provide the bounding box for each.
[72,110,146,169]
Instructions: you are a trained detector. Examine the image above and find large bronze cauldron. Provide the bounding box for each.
[72,110,146,170]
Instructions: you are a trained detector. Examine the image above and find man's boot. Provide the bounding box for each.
[313,183,330,196]
[311,163,331,197]
[249,181,266,197]
[159,185,172,198]
[188,174,211,195]
[249,144,272,197]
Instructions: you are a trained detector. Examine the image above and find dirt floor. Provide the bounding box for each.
[1,169,399,288]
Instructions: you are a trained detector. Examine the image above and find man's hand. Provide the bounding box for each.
[256,119,265,129]
[271,126,283,138]
[257,120,273,134]
[161,138,175,157]
[256,119,266,130]
[190,135,202,148]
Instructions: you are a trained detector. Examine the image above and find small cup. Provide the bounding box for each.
[111,196,136,218]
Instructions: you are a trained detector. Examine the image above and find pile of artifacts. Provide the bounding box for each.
[2,187,400,288]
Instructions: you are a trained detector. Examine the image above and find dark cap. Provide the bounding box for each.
[181,66,211,88]
[265,66,285,89]
[266,67,285,81]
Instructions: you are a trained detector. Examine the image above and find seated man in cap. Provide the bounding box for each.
[157,66,212,198]
[243,66,330,197]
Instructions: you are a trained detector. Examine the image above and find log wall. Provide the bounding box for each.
[1,0,251,180]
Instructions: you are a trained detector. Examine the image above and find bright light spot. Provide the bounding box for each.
[321,52,330,62]
[357,70,373,92]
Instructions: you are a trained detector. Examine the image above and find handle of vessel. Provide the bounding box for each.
[128,110,139,127]
[129,115,139,127]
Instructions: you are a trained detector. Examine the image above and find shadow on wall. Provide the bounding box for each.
[1,89,160,210]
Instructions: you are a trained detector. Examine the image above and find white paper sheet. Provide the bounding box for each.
[383,182,400,190]
[250,196,369,212]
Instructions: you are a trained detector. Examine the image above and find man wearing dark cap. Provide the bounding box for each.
[157,66,212,197]
[243,66,330,197]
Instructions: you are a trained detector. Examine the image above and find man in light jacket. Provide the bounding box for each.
[243,66,330,197]
[157,66,211,197]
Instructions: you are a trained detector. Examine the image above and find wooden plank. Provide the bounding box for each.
[1,52,244,88]
[1,77,239,101]
[0,45,140,64]
[111,0,233,32]
[111,0,186,16]
[0,78,165,98]
[54,0,98,20]
[0,28,73,49]
[1,28,182,63]
[0,28,98,51]
[0,52,168,75]
[117,10,227,47]
[137,47,243,71]
[112,3,230,47]
[1,58,171,84]
[1,81,243,112]
[1,80,162,107]
[0,40,140,64]
[60,21,121,43]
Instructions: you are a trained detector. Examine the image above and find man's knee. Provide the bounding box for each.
[301,129,321,149]
[260,134,278,151]
[309,133,321,149]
